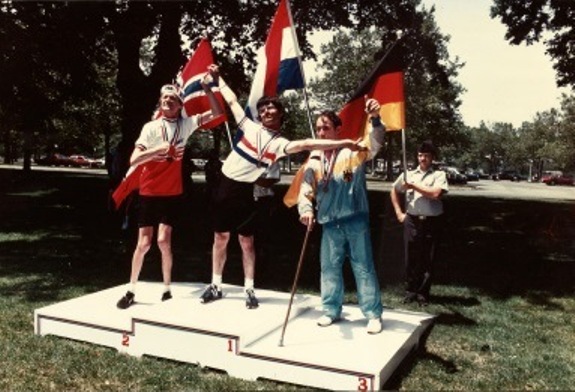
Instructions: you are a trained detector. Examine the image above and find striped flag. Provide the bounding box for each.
[283,39,405,208]
[112,37,226,210]
[338,41,405,140]
[246,0,304,121]
[177,37,227,128]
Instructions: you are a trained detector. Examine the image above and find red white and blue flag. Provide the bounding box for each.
[112,38,225,210]
[177,37,227,128]
[245,0,304,121]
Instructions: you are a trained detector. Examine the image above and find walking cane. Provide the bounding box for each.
[278,223,313,347]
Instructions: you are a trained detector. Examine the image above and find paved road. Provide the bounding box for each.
[278,174,575,202]
[3,164,575,202]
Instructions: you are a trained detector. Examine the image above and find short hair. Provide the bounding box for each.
[159,84,183,103]
[317,110,342,128]
[418,140,437,156]
[256,96,285,118]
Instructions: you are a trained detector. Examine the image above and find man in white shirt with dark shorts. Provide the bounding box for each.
[200,66,367,309]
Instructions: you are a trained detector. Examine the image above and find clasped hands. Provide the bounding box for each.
[152,141,184,162]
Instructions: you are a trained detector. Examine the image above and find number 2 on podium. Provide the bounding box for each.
[121,333,130,347]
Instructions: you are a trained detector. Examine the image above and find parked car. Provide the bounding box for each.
[442,166,467,185]
[35,153,71,167]
[493,170,522,181]
[89,156,105,169]
[69,155,92,167]
[541,173,574,186]
[464,169,480,181]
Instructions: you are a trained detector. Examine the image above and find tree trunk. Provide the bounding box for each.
[111,4,185,178]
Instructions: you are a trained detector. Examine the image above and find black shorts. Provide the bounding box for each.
[211,175,257,236]
[138,195,182,228]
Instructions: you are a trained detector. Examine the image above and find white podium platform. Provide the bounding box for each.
[34,282,434,391]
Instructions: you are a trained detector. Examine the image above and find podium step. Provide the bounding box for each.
[34,282,433,391]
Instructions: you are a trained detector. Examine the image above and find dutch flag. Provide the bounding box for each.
[245,0,305,121]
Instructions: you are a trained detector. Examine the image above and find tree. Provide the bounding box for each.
[491,0,575,88]
[1,0,467,176]
[517,94,575,175]
[310,4,467,175]
[0,2,119,168]
[462,92,575,179]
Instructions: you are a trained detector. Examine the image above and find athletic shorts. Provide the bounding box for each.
[211,175,257,236]
[138,195,182,228]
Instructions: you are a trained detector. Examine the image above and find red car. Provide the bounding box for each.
[68,155,92,167]
[35,153,71,166]
[541,173,574,186]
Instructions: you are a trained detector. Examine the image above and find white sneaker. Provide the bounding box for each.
[367,317,383,334]
[317,315,338,327]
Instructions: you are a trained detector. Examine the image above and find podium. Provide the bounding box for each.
[34,282,433,391]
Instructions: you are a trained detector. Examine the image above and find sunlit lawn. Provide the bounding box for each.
[0,167,573,390]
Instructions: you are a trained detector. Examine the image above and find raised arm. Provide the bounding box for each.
[207,66,245,124]
[364,97,386,159]
[199,64,225,124]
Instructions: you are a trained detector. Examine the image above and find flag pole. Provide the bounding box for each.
[224,122,234,149]
[284,0,315,139]
[401,128,408,181]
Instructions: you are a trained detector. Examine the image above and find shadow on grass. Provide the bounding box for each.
[430,294,481,307]
[434,310,478,326]
[383,322,458,390]
[1,168,574,305]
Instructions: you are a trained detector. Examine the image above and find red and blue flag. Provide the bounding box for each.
[177,37,227,128]
[246,0,304,120]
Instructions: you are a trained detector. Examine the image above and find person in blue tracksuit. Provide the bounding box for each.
[297,98,385,334]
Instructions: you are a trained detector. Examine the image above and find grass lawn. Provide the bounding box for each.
[0,167,574,390]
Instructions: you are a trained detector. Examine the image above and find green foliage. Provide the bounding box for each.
[464,94,575,175]
[491,0,575,88]
[310,11,468,163]
[1,0,573,175]
[0,169,574,390]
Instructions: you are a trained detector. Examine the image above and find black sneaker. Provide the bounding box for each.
[200,284,222,304]
[161,291,172,302]
[117,291,135,309]
[245,288,259,309]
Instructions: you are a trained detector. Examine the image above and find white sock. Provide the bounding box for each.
[212,274,223,287]
[163,284,171,293]
[129,282,136,294]
[244,278,254,291]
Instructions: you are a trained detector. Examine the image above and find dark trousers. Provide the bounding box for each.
[403,214,442,298]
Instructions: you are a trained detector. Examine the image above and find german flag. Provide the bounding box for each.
[338,40,405,140]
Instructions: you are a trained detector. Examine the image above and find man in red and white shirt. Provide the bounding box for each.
[117,70,223,309]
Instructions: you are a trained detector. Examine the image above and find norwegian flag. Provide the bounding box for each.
[245,0,304,121]
[177,37,227,128]
[111,37,226,210]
